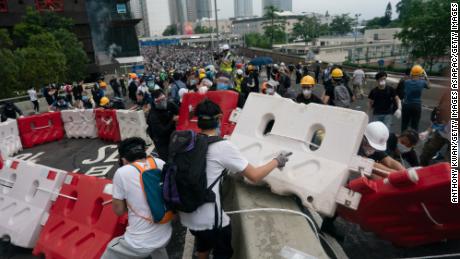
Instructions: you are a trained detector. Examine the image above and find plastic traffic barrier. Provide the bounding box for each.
[229,94,368,216]
[0,119,22,157]
[116,109,152,144]
[17,112,65,148]
[0,159,67,248]
[33,173,128,259]
[177,91,239,137]
[95,109,121,142]
[338,163,460,247]
[61,109,98,139]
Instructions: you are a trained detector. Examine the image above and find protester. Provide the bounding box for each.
[1,101,23,122]
[72,81,84,108]
[110,77,122,97]
[101,137,171,259]
[27,87,39,113]
[401,65,430,132]
[177,99,291,259]
[146,90,179,161]
[368,72,401,128]
[352,66,366,99]
[386,129,420,167]
[296,76,323,105]
[51,95,72,111]
[323,68,353,108]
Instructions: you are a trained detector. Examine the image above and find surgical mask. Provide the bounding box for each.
[155,99,167,110]
[302,89,312,97]
[378,80,386,88]
[397,142,411,153]
[217,83,229,90]
[363,146,376,156]
[266,88,275,95]
[198,86,208,94]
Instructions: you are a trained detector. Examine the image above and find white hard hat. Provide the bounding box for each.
[267,79,279,87]
[273,64,280,69]
[236,69,243,75]
[222,44,230,50]
[280,62,285,66]
[364,121,389,151]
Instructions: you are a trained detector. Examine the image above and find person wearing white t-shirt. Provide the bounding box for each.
[27,87,39,113]
[179,99,292,259]
[101,137,172,259]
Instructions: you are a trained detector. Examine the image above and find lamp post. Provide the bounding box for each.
[214,0,219,48]
[354,13,362,62]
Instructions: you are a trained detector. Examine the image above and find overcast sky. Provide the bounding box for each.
[148,0,401,36]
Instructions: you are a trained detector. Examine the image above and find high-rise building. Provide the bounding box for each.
[262,0,292,12]
[234,0,253,18]
[130,0,150,37]
[196,0,212,19]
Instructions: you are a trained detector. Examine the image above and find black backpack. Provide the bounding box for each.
[163,130,224,213]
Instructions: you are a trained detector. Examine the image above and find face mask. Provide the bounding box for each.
[302,89,312,97]
[363,146,376,156]
[155,99,167,110]
[397,142,411,153]
[190,80,197,86]
[217,83,229,90]
[378,80,386,88]
[266,88,275,95]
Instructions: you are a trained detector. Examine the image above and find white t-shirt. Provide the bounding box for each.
[179,140,249,231]
[112,158,172,249]
[28,89,37,101]
[353,69,365,85]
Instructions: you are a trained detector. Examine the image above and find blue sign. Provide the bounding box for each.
[116,4,127,14]
[140,39,180,47]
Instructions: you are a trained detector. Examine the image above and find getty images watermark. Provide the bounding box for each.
[451,3,458,204]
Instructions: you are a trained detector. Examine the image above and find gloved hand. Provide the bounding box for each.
[394,109,401,119]
[419,131,430,141]
[274,151,293,169]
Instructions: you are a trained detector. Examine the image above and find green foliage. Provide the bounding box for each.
[365,2,393,29]
[53,29,89,82]
[396,0,450,72]
[163,24,178,36]
[0,48,20,98]
[15,33,67,89]
[293,16,321,44]
[0,29,13,49]
[194,25,214,34]
[329,14,353,35]
[245,33,271,49]
[263,5,286,48]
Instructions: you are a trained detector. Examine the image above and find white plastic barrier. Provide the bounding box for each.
[230,94,369,216]
[116,110,152,144]
[61,109,97,139]
[0,158,67,248]
[0,119,23,157]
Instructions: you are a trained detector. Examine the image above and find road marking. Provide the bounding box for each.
[182,229,195,259]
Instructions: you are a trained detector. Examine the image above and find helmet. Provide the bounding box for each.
[301,75,315,85]
[236,69,244,75]
[199,73,206,79]
[247,64,255,71]
[128,73,137,79]
[222,44,230,50]
[410,65,424,76]
[364,121,389,151]
[331,68,343,79]
[199,68,206,74]
[100,97,110,107]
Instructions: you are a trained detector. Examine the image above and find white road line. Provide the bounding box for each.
[182,229,195,259]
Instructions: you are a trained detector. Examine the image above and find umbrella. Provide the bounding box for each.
[250,57,273,66]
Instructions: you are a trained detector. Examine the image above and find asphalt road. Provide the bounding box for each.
[1,78,456,259]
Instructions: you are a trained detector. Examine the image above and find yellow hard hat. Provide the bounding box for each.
[248,64,255,71]
[410,65,424,76]
[331,68,343,79]
[199,73,206,79]
[301,75,315,86]
[100,97,109,106]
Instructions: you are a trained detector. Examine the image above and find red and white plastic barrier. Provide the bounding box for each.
[0,158,68,248]
[33,173,127,259]
[177,91,239,137]
[95,109,121,142]
[17,112,65,148]
[61,109,98,139]
[0,119,23,157]
[338,163,460,247]
[116,109,152,144]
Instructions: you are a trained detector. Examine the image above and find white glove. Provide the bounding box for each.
[394,109,401,119]
[419,131,430,141]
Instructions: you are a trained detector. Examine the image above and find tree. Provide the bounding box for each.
[293,16,320,45]
[396,0,450,72]
[382,2,392,27]
[263,5,286,48]
[245,32,271,49]
[329,14,353,35]
[163,24,178,36]
[194,25,214,34]
[15,33,67,90]
[53,29,88,82]
[0,30,20,98]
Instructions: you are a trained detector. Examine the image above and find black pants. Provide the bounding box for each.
[32,100,39,112]
[190,225,233,259]
[401,103,421,132]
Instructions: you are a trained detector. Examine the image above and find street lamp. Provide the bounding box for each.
[354,13,362,62]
